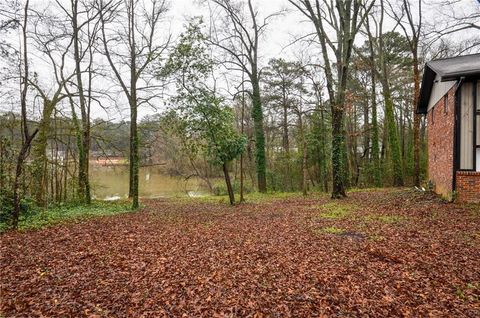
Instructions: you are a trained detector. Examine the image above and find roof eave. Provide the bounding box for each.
[417,65,436,114]
[441,69,480,82]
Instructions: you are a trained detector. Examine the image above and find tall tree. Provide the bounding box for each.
[288,0,374,198]
[291,72,311,196]
[209,0,275,193]
[27,4,75,207]
[9,0,39,228]
[263,58,306,155]
[99,0,170,209]
[388,0,422,186]
[366,18,382,187]
[365,3,407,186]
[263,58,306,191]
[56,0,100,203]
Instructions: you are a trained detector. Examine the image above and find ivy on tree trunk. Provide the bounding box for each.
[251,80,267,193]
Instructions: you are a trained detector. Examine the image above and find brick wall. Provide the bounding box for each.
[456,171,480,203]
[427,86,456,200]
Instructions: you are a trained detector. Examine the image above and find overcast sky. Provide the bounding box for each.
[169,0,304,60]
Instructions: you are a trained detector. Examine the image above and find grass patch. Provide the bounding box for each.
[364,215,405,224]
[202,220,215,229]
[455,282,480,302]
[348,187,406,194]
[319,202,357,219]
[0,200,132,232]
[458,231,480,244]
[175,191,326,205]
[347,187,382,193]
[369,235,386,242]
[320,226,345,234]
[467,204,480,216]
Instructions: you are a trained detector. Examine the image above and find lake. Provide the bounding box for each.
[89,165,211,200]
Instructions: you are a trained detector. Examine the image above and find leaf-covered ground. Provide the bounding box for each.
[1,189,479,317]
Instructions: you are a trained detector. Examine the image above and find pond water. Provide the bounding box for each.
[89,165,211,200]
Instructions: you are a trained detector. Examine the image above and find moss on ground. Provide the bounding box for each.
[320,226,345,234]
[319,202,357,219]
[174,191,326,205]
[364,215,405,224]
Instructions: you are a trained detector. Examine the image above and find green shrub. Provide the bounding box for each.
[0,189,39,230]
[0,188,13,224]
[312,226,345,235]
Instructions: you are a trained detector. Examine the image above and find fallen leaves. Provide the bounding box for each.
[1,189,479,317]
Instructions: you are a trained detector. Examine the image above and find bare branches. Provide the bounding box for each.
[427,0,480,52]
[208,0,282,82]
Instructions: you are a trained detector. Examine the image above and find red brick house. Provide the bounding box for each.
[418,54,480,203]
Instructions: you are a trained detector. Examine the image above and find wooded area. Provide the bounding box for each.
[1,0,480,316]
[2,0,476,227]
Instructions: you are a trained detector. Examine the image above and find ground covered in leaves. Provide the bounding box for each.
[1,189,479,317]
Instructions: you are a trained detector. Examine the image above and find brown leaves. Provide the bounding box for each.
[1,190,479,317]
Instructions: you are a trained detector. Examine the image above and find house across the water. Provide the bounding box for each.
[418,53,480,203]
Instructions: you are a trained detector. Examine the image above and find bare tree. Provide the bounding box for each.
[10,0,39,228]
[56,0,101,204]
[28,7,76,206]
[98,0,170,209]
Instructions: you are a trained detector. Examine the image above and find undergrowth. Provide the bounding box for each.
[0,200,132,232]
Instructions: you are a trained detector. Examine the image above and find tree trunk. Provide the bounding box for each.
[303,144,308,196]
[240,88,245,202]
[223,162,235,205]
[72,0,91,204]
[413,52,421,187]
[301,130,308,196]
[66,94,86,201]
[364,15,382,187]
[319,106,328,192]
[377,0,403,187]
[130,98,140,209]
[382,85,404,186]
[282,87,290,154]
[251,79,267,193]
[239,152,244,200]
[363,97,370,161]
[129,0,139,209]
[32,99,56,207]
[11,130,38,229]
[383,85,403,186]
[370,63,381,187]
[11,0,33,229]
[64,139,69,201]
[351,103,359,187]
[282,87,293,191]
[331,106,347,198]
[0,139,4,190]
